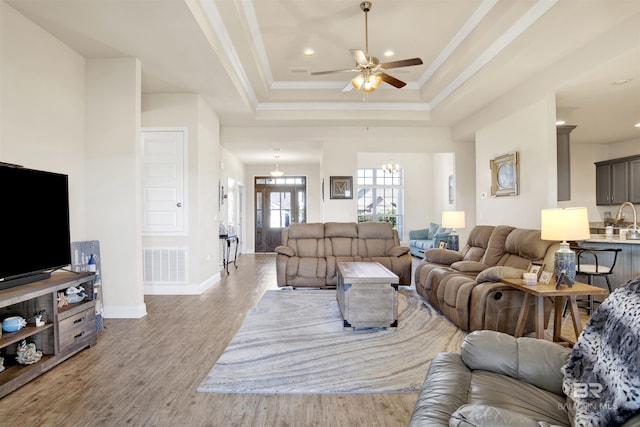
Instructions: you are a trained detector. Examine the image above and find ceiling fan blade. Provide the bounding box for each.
[342,81,355,92]
[380,73,406,88]
[380,57,423,70]
[310,68,358,75]
[350,49,369,66]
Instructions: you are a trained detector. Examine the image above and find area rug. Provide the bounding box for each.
[197,289,467,394]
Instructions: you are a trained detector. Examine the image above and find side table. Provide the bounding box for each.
[501,278,608,345]
[219,234,239,274]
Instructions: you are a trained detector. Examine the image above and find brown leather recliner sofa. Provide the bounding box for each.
[414,225,559,334]
[275,222,412,288]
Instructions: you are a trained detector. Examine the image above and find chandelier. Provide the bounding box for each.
[270,155,284,177]
[382,160,399,174]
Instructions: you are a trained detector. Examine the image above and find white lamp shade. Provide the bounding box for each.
[442,211,465,229]
[541,207,590,241]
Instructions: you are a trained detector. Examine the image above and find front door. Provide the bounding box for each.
[255,177,306,252]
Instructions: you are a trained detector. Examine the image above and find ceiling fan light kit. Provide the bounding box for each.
[310,1,423,94]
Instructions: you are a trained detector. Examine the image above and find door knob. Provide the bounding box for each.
[177,202,182,207]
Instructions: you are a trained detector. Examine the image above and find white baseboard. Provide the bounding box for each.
[103,303,148,319]
[143,272,221,295]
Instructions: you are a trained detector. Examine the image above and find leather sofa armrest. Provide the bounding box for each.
[451,260,488,273]
[275,245,295,257]
[423,248,464,265]
[461,330,570,396]
[389,245,410,257]
[408,352,472,427]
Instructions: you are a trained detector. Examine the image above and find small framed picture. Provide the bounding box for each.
[438,241,447,249]
[539,271,552,284]
[527,262,545,279]
[329,176,353,199]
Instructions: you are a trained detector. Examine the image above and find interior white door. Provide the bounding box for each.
[141,129,186,235]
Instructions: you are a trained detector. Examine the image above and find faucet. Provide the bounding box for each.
[615,202,640,240]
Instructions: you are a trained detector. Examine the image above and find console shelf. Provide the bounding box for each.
[0,271,96,398]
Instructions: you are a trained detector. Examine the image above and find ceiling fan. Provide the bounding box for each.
[310,1,423,93]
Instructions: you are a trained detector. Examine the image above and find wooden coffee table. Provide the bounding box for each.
[336,262,399,329]
[501,278,608,345]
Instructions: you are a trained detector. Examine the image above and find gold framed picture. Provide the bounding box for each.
[490,151,519,197]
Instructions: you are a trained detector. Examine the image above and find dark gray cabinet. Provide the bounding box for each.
[595,155,640,205]
[630,158,640,203]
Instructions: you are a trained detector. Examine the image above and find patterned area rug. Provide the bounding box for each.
[197,289,467,394]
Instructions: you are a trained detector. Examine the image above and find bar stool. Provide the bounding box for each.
[570,246,622,315]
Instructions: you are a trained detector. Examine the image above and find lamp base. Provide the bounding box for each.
[553,242,576,285]
[447,233,459,252]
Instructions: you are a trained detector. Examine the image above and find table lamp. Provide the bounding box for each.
[540,207,590,285]
[442,211,465,251]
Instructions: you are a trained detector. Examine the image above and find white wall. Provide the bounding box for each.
[141,93,222,294]
[475,94,558,229]
[1,2,87,239]
[85,57,145,318]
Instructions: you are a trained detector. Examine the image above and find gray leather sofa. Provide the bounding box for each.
[275,222,411,287]
[410,277,640,426]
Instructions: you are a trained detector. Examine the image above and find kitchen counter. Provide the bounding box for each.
[586,234,640,244]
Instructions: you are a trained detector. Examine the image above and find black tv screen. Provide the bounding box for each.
[0,165,71,284]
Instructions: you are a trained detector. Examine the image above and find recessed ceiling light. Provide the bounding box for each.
[303,48,314,57]
[556,120,566,125]
[611,78,632,86]
[635,122,640,128]
[383,50,394,57]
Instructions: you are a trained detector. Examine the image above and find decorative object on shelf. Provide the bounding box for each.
[34,310,47,327]
[57,291,69,308]
[15,340,42,365]
[490,151,519,197]
[442,211,465,251]
[541,207,590,286]
[2,316,27,333]
[270,154,285,177]
[71,240,104,332]
[330,176,353,199]
[0,357,4,373]
[65,286,87,304]
[522,272,537,286]
[539,271,552,284]
[527,261,545,280]
[88,254,97,272]
[382,160,399,174]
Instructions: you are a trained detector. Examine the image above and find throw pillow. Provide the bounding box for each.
[451,260,488,273]
[424,248,463,265]
[428,222,440,239]
[476,266,526,283]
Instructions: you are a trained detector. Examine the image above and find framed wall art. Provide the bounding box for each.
[490,151,519,197]
[330,176,353,199]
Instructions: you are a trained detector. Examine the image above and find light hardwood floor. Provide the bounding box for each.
[0,254,418,427]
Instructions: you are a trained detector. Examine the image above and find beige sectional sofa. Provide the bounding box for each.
[414,225,559,334]
[275,222,412,288]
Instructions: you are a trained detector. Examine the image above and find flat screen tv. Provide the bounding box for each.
[0,164,71,290]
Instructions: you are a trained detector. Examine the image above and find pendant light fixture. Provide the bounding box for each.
[270,155,284,177]
[382,160,399,174]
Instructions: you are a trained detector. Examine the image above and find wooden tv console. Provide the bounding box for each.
[0,271,96,398]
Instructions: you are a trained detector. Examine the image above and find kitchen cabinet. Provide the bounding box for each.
[595,155,639,205]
